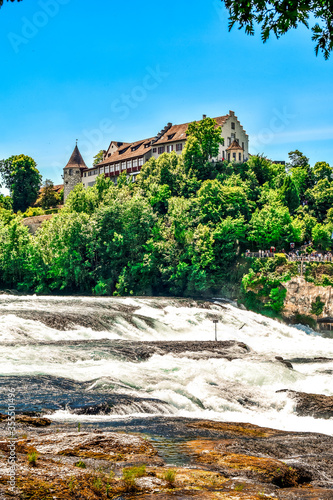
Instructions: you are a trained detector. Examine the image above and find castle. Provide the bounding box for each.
[63,111,249,201]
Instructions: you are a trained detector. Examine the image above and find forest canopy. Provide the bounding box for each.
[0,118,332,296]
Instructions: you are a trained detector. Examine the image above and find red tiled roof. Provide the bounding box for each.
[65,145,87,170]
[226,140,243,151]
[38,184,63,194]
[151,115,229,146]
[91,114,230,170]
[89,138,154,169]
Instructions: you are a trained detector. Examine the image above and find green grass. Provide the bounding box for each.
[27,451,39,467]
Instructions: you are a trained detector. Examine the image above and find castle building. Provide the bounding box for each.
[63,144,87,201]
[63,111,249,201]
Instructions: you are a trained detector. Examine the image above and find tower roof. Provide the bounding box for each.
[64,145,87,169]
[226,140,243,151]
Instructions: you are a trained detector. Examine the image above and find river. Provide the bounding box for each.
[0,295,332,435]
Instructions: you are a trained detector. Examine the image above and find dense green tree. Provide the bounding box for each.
[0,194,13,211]
[288,150,310,170]
[0,155,41,213]
[223,0,333,59]
[312,223,331,250]
[247,155,272,186]
[0,217,31,287]
[186,117,223,163]
[137,152,197,200]
[197,179,250,223]
[293,206,317,242]
[313,161,333,182]
[36,179,60,209]
[248,202,300,249]
[93,150,105,166]
[280,176,300,213]
[306,179,333,222]
[290,167,309,199]
[267,162,287,190]
[183,118,223,180]
[310,296,325,317]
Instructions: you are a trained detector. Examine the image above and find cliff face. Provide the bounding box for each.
[284,276,333,320]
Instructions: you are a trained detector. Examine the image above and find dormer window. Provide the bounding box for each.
[131,142,143,152]
[167,133,175,140]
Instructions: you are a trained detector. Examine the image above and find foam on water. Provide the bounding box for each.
[0,295,332,434]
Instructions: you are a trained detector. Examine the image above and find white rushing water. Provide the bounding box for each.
[0,295,332,435]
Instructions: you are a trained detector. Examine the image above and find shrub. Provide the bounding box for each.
[164,469,177,487]
[27,450,39,467]
[274,253,287,265]
[75,460,86,468]
[234,483,245,491]
[122,465,146,491]
[310,296,325,317]
[22,207,44,218]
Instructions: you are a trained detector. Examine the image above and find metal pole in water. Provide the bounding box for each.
[213,319,218,341]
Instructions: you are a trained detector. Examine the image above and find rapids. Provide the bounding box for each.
[0,295,332,435]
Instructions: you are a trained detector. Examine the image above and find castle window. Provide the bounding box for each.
[84,173,86,177]
[69,169,72,176]
[126,161,131,169]
[100,167,104,174]
[110,165,114,173]
[105,165,110,173]
[176,143,183,152]
[152,148,157,153]
[231,122,235,130]
[242,142,244,150]
[158,146,165,154]
[139,158,143,166]
[133,159,138,168]
[167,145,173,152]
[233,153,236,160]
[239,153,242,161]
[228,137,231,146]
[121,162,126,170]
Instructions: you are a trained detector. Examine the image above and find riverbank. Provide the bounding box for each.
[1,416,332,499]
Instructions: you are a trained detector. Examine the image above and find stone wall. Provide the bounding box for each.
[22,215,54,235]
[63,169,82,202]
[284,276,333,320]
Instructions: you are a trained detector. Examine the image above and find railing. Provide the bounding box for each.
[245,252,333,262]
[288,255,333,262]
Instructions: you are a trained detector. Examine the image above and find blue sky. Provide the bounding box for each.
[0,0,332,189]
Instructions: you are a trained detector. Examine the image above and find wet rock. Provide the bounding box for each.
[277,390,333,419]
[185,439,301,487]
[275,356,293,370]
[0,420,332,499]
[0,412,51,427]
[72,397,173,416]
[184,420,333,489]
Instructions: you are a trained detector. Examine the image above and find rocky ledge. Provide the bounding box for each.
[277,389,333,419]
[0,417,332,499]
